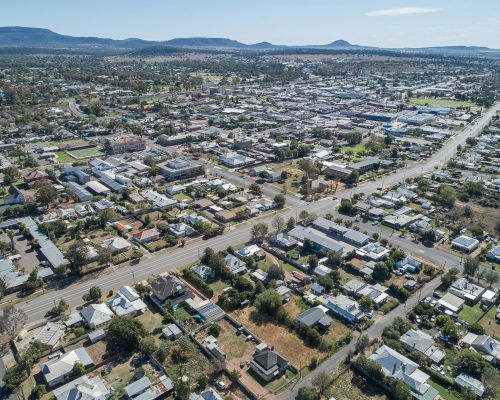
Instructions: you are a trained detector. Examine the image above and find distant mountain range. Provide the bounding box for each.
[0,27,495,54]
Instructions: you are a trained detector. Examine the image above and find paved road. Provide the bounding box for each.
[68,99,86,118]
[13,102,499,329]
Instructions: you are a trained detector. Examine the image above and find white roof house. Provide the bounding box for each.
[400,329,445,364]
[102,236,131,254]
[369,345,437,398]
[461,333,500,364]
[455,373,486,397]
[108,286,147,317]
[53,375,110,400]
[80,303,114,328]
[450,278,486,303]
[41,348,93,387]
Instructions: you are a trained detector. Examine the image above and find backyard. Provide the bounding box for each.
[458,303,484,324]
[479,305,500,340]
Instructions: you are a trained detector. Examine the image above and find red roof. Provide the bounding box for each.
[132,228,159,241]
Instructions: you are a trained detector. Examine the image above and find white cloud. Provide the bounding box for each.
[366,7,442,17]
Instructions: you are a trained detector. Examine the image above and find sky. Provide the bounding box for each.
[1,0,499,48]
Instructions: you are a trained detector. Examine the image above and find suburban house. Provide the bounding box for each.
[369,345,438,400]
[52,375,110,400]
[225,254,248,274]
[288,225,344,255]
[34,322,65,350]
[400,329,446,364]
[191,264,215,282]
[101,237,131,254]
[235,244,265,260]
[250,347,289,382]
[270,232,298,250]
[162,323,183,340]
[80,303,114,329]
[356,242,390,261]
[296,306,333,331]
[41,348,94,387]
[396,256,422,273]
[322,294,365,324]
[461,333,499,364]
[455,373,486,398]
[451,235,480,253]
[437,292,464,315]
[132,228,160,244]
[169,222,195,238]
[151,274,193,305]
[342,279,389,306]
[107,286,147,317]
[449,278,486,303]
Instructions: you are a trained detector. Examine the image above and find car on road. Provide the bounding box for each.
[372,221,380,226]
[422,296,431,304]
[433,291,443,299]
[429,299,437,307]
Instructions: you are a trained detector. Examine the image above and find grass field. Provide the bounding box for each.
[55,151,74,163]
[459,303,484,324]
[409,97,476,108]
[68,146,104,158]
[479,305,500,340]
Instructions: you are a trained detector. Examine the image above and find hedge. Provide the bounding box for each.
[182,269,214,297]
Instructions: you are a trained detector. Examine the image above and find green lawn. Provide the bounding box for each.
[68,146,104,158]
[379,298,399,314]
[341,143,367,156]
[56,151,74,163]
[409,97,476,108]
[459,304,484,324]
[172,193,192,201]
[429,378,461,400]
[479,305,500,340]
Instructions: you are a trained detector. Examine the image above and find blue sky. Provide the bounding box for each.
[1,0,499,48]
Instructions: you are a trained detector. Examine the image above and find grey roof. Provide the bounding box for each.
[53,375,110,400]
[0,258,28,290]
[197,301,224,321]
[297,307,332,328]
[0,217,68,268]
[455,373,486,397]
[452,235,479,248]
[35,322,65,347]
[42,348,93,386]
[253,349,288,370]
[288,225,344,253]
[125,376,151,397]
[63,181,93,201]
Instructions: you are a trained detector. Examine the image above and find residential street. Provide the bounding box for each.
[13,102,499,326]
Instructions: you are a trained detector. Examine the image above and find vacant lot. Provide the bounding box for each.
[232,306,323,367]
[409,97,475,108]
[328,368,388,400]
[479,306,499,340]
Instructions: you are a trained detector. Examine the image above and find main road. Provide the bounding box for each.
[14,102,499,328]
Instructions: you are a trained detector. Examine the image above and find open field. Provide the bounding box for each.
[328,368,388,400]
[55,151,74,163]
[409,97,476,108]
[68,146,104,158]
[479,305,500,340]
[232,306,324,367]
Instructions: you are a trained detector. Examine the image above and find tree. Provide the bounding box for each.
[0,305,27,343]
[108,316,146,349]
[26,267,42,290]
[286,217,296,231]
[485,270,498,288]
[441,320,460,343]
[72,362,86,378]
[83,286,102,302]
[32,384,47,399]
[3,365,27,390]
[299,210,309,223]
[249,183,263,195]
[138,336,157,354]
[355,334,370,354]
[441,267,459,289]
[267,264,285,281]
[317,275,333,292]
[274,194,286,209]
[254,289,283,317]
[311,371,331,399]
[327,250,342,267]
[35,185,58,208]
[49,299,69,316]
[338,199,354,214]
[272,216,286,233]
[468,323,485,335]
[196,375,209,390]
[308,255,319,271]
[251,223,268,244]
[391,379,412,400]
[436,184,456,207]
[463,257,480,279]
[455,349,488,378]
[373,263,390,281]
[0,276,5,300]
[346,170,359,185]
[3,166,20,185]
[359,295,374,311]
[66,241,90,274]
[295,387,318,400]
[208,323,221,338]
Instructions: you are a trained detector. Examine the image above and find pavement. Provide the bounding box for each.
[7,102,499,394]
[68,99,86,118]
